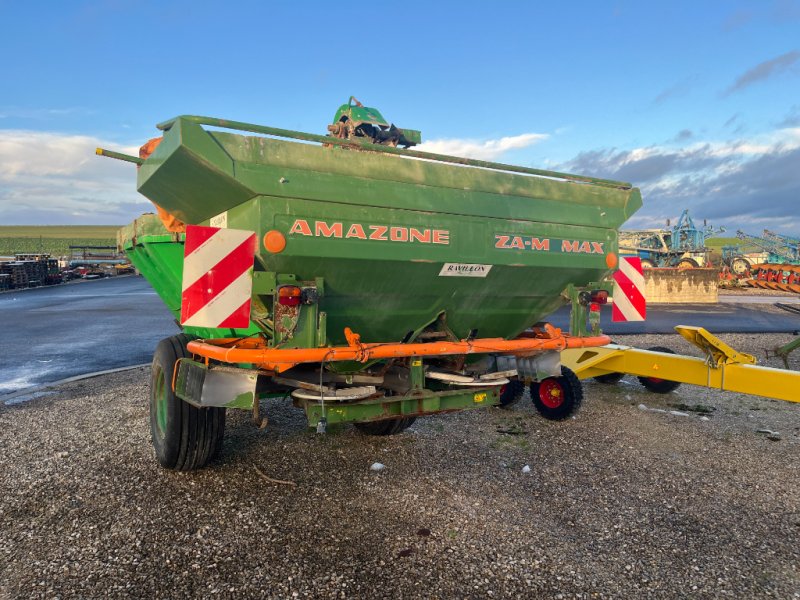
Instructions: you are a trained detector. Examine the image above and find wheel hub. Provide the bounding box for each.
[538,379,564,409]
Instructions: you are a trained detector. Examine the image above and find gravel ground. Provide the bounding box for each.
[1,333,799,599]
[718,286,799,298]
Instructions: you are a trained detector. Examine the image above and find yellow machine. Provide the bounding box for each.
[562,326,799,402]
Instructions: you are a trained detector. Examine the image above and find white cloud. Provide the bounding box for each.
[0,130,138,178]
[416,132,548,160]
[0,130,147,224]
[724,50,800,95]
[559,127,800,235]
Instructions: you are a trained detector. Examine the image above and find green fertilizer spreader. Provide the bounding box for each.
[101,98,641,470]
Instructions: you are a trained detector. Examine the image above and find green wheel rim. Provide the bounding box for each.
[153,365,168,436]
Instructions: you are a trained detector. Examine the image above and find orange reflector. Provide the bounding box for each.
[278,285,301,306]
[606,252,618,269]
[264,230,287,254]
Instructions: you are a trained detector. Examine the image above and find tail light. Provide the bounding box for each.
[278,285,301,306]
[590,302,601,312]
[590,290,609,304]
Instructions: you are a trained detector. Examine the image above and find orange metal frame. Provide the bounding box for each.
[186,324,611,373]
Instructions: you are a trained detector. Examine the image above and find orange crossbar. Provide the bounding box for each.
[186,326,611,372]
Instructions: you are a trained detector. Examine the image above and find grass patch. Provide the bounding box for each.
[705,237,746,250]
[0,226,120,257]
[0,225,120,239]
[704,237,747,263]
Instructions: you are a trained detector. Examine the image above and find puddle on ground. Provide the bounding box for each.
[4,390,57,406]
[0,375,36,394]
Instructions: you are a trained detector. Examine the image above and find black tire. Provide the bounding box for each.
[498,379,525,408]
[594,372,625,384]
[353,417,416,436]
[640,259,656,269]
[637,346,682,394]
[677,258,699,270]
[530,366,583,421]
[593,340,624,384]
[150,334,226,471]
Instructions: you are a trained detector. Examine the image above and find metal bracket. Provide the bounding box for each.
[175,359,257,409]
[674,326,756,367]
[516,350,561,383]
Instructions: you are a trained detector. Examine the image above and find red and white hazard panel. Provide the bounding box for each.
[612,256,646,322]
[180,225,257,329]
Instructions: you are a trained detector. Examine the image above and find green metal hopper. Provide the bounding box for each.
[125,114,639,343]
[104,103,642,471]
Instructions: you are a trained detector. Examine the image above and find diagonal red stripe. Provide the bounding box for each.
[216,298,253,329]
[613,271,646,320]
[184,225,220,256]
[612,303,625,321]
[180,234,256,323]
[624,256,643,276]
[615,276,646,307]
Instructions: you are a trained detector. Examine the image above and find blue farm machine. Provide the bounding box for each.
[618,210,722,269]
[725,230,800,293]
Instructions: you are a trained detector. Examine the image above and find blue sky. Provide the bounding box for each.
[1,0,798,233]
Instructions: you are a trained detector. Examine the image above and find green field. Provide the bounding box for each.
[0,226,120,257]
[705,237,746,250]
[705,237,747,261]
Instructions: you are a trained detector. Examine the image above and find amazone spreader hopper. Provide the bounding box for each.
[102,99,642,470]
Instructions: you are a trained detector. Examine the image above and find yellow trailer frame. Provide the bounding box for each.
[561,326,799,403]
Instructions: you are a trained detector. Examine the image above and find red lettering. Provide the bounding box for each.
[291,221,451,245]
[562,240,580,252]
[432,230,450,245]
[410,228,432,243]
[591,242,604,253]
[531,237,550,251]
[345,224,367,239]
[495,235,510,249]
[578,241,591,253]
[369,225,388,241]
[390,227,408,242]
[509,236,525,249]
[289,219,312,236]
[315,221,343,238]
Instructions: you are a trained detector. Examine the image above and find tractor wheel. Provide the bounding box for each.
[677,258,699,270]
[354,417,417,436]
[640,259,656,269]
[530,366,583,420]
[150,334,226,471]
[594,372,625,384]
[498,379,525,408]
[637,346,681,394]
[731,257,750,276]
[593,339,624,384]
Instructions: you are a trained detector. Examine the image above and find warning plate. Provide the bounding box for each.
[180,225,257,329]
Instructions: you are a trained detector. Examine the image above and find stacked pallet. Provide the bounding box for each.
[19,260,45,287]
[0,254,65,290]
[0,262,29,288]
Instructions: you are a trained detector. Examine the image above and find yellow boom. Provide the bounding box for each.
[562,326,799,403]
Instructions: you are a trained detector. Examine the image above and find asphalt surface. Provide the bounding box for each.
[0,277,178,395]
[2,277,799,396]
[548,302,800,335]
